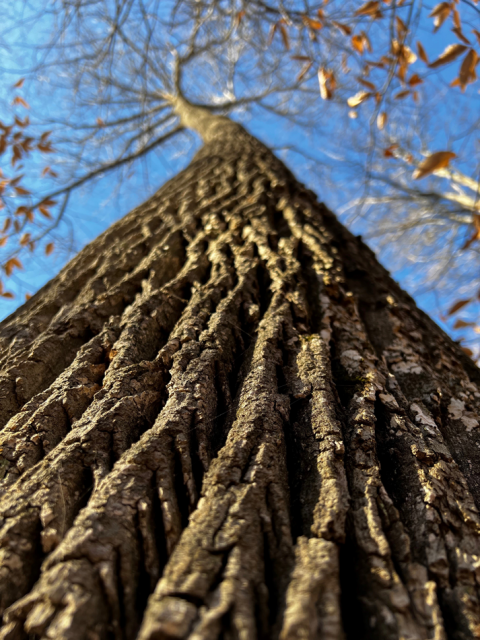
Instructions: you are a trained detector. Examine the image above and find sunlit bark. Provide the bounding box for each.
[1,113,480,640]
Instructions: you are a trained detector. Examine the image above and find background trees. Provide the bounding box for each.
[1,0,480,355]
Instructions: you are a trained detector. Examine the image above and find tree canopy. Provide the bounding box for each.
[1,0,480,356]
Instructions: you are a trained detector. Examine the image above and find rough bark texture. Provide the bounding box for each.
[1,111,480,640]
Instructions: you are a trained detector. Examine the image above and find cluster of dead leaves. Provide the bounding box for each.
[270,0,480,137]
[0,79,58,299]
[443,295,480,359]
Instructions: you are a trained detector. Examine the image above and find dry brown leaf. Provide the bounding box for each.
[303,16,323,30]
[38,142,53,153]
[14,116,29,128]
[351,33,372,55]
[10,176,24,187]
[412,151,456,179]
[12,96,29,109]
[380,55,393,66]
[39,205,52,219]
[318,68,335,99]
[384,144,398,157]
[332,21,352,36]
[408,73,423,86]
[395,16,407,38]
[4,256,22,276]
[45,242,54,256]
[429,43,468,68]
[397,62,407,83]
[357,77,376,90]
[40,198,57,207]
[391,40,417,64]
[267,22,277,47]
[456,48,479,91]
[347,90,371,107]
[377,112,387,130]
[452,5,461,29]
[351,35,365,54]
[11,145,22,166]
[354,1,382,18]
[417,41,429,64]
[234,10,245,27]
[361,32,372,52]
[462,213,480,249]
[279,24,290,50]
[13,78,24,89]
[452,27,471,45]
[21,137,33,153]
[368,60,385,69]
[447,298,471,315]
[429,2,451,32]
[394,89,411,99]
[14,186,30,196]
[454,319,475,329]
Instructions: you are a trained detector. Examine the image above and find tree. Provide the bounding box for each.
[1,98,480,640]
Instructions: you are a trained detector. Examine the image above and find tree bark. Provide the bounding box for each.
[1,113,480,640]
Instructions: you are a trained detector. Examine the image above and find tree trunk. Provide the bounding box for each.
[1,113,480,640]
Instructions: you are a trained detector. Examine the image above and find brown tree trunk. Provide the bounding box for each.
[1,110,480,640]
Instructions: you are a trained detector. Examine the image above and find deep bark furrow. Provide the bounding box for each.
[326,285,446,639]
[0,219,159,366]
[0,235,206,488]
[312,206,480,512]
[374,370,480,639]
[0,357,166,617]
[0,325,119,491]
[0,252,260,639]
[0,227,190,429]
[137,293,294,640]
[0,237,242,617]
[376,302,480,513]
